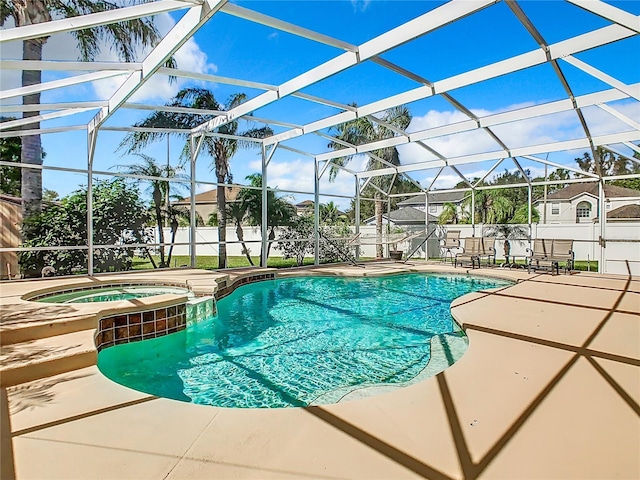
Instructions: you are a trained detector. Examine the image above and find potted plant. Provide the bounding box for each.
[483,224,528,264]
[388,226,405,261]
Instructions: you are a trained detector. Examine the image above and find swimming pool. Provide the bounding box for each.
[36,285,192,303]
[98,273,511,408]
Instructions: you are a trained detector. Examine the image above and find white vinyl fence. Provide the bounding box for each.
[158,221,640,275]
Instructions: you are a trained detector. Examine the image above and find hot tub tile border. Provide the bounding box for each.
[95,303,187,352]
[214,272,276,300]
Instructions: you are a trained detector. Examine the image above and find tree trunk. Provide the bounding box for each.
[166,217,179,267]
[267,227,276,259]
[236,222,254,266]
[217,182,227,269]
[153,187,166,267]
[21,39,45,220]
[374,195,384,258]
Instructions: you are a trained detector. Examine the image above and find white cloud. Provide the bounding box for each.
[245,157,356,210]
[1,13,216,105]
[267,31,279,41]
[91,13,217,103]
[401,104,587,168]
[350,0,371,13]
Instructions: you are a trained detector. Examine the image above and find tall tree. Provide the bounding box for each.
[116,153,186,268]
[226,201,254,266]
[0,0,172,219]
[118,88,273,269]
[575,147,640,190]
[240,173,296,261]
[328,105,412,257]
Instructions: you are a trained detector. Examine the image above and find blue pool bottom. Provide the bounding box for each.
[98,274,511,408]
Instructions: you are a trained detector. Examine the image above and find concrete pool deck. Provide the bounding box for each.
[1,262,638,479]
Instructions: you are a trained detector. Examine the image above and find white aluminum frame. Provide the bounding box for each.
[1,0,639,275]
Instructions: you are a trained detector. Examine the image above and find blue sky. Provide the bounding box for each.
[1,0,639,208]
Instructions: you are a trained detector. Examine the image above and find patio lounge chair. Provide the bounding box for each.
[550,239,575,273]
[441,230,461,263]
[478,237,496,266]
[455,237,481,269]
[527,239,574,274]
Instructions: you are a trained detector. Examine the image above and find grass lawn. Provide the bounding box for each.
[133,256,598,272]
[133,255,329,270]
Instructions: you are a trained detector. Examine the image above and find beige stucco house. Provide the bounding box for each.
[535,184,640,224]
[174,186,241,224]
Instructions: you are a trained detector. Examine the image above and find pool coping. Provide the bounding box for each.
[2,261,639,480]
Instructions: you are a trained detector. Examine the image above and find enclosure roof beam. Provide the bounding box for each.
[0,71,128,101]
[278,145,316,158]
[357,131,640,179]
[88,0,228,134]
[0,125,86,139]
[0,0,192,45]
[220,3,357,52]
[521,155,599,179]
[0,101,107,113]
[194,0,497,135]
[101,126,192,134]
[156,67,277,92]
[595,103,640,131]
[0,108,94,130]
[264,23,635,151]
[561,55,640,101]
[623,142,640,155]
[474,158,505,187]
[0,60,141,72]
[565,0,640,33]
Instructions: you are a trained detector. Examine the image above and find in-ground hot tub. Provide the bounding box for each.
[33,285,193,304]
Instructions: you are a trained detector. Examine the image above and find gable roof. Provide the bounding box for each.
[606,203,640,219]
[176,187,241,205]
[365,207,438,225]
[539,184,640,202]
[398,191,467,207]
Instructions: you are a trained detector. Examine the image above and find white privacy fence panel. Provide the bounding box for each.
[160,221,640,274]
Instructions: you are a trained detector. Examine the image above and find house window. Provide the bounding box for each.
[576,201,591,218]
[551,203,560,215]
[428,205,437,214]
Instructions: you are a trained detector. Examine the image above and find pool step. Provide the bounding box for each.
[0,329,96,387]
[0,308,98,346]
[186,296,216,325]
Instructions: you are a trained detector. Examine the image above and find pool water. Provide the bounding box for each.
[38,285,192,303]
[98,274,510,408]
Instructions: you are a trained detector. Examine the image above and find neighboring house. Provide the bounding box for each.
[363,207,438,227]
[175,186,241,223]
[0,194,21,279]
[397,191,468,219]
[295,199,314,216]
[535,184,640,224]
[599,203,640,222]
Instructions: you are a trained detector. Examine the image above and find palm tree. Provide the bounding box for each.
[116,153,186,268]
[482,223,529,259]
[328,105,412,258]
[0,1,171,219]
[226,201,254,266]
[438,202,461,225]
[118,88,273,269]
[240,173,296,261]
[463,188,514,225]
[164,203,190,267]
[319,201,345,225]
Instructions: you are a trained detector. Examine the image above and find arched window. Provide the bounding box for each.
[576,201,592,218]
